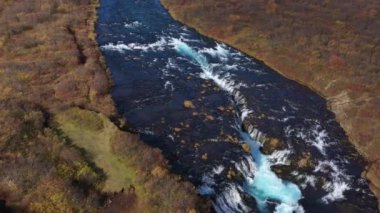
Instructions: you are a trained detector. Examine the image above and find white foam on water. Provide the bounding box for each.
[170,38,252,120]
[235,155,256,184]
[321,181,350,203]
[159,58,179,78]
[286,119,354,203]
[241,130,303,213]
[200,43,229,61]
[214,184,251,213]
[101,36,168,53]
[171,38,303,212]
[179,32,203,43]
[198,165,225,195]
[142,129,154,135]
[314,160,352,203]
[225,64,238,71]
[313,129,329,155]
[275,203,305,213]
[213,165,225,175]
[295,124,330,155]
[302,175,317,189]
[164,81,174,91]
[101,42,131,52]
[292,171,317,189]
[267,149,292,165]
[124,20,141,28]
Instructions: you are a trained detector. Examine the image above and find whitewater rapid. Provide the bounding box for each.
[171,38,304,212]
[97,1,379,211]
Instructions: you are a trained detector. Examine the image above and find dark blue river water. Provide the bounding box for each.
[96,0,378,212]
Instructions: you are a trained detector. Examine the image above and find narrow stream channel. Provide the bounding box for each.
[96,0,379,212]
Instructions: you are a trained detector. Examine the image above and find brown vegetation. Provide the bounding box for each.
[161,0,380,205]
[0,0,206,212]
[0,101,104,212]
[0,0,114,115]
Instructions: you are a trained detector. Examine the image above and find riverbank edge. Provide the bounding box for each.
[159,0,380,207]
[87,0,210,211]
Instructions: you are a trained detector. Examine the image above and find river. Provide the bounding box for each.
[96,0,378,212]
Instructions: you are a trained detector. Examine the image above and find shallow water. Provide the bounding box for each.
[96,0,378,212]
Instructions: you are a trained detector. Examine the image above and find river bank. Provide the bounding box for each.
[0,0,206,211]
[160,0,380,206]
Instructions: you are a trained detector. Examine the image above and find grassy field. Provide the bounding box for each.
[55,108,137,192]
[55,108,206,212]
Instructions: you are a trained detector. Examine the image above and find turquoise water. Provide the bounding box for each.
[97,0,378,211]
[242,132,302,212]
[173,39,303,213]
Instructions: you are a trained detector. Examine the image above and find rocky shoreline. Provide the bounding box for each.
[160,0,380,207]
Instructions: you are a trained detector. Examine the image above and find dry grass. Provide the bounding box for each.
[0,0,207,212]
[55,108,137,192]
[55,107,208,212]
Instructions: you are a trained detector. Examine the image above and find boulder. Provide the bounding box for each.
[183,100,195,109]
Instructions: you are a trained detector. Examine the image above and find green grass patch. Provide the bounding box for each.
[55,107,136,192]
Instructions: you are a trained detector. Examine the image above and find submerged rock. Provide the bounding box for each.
[295,152,314,169]
[241,144,251,153]
[201,153,208,160]
[184,100,195,109]
[206,115,215,121]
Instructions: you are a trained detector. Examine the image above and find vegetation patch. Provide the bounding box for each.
[55,107,209,212]
[55,107,136,192]
[0,0,207,212]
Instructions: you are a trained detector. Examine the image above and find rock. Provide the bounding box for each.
[261,138,287,155]
[241,119,251,132]
[241,144,251,153]
[188,209,197,213]
[227,168,236,179]
[296,152,314,169]
[183,100,195,109]
[217,106,225,112]
[201,153,208,160]
[271,165,294,181]
[226,135,239,143]
[258,113,266,119]
[206,115,215,121]
[174,127,181,132]
[297,158,308,168]
[192,112,199,116]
